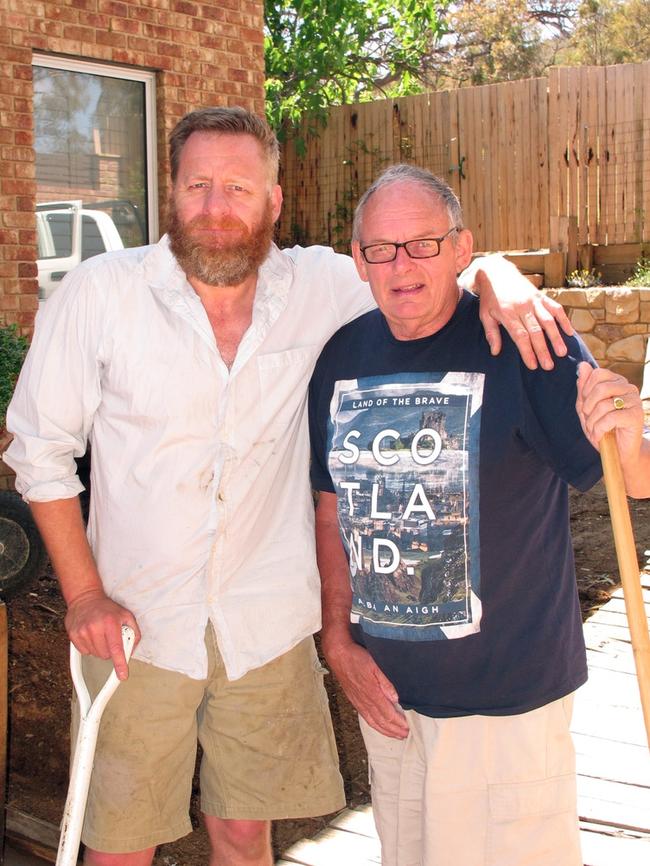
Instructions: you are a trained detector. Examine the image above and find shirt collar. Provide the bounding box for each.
[143,235,293,315]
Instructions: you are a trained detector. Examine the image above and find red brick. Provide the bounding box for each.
[199,4,226,21]
[111,17,141,35]
[2,244,35,261]
[228,67,249,83]
[0,229,19,244]
[157,40,183,58]
[2,46,31,63]
[0,262,18,278]
[19,293,39,312]
[1,178,33,195]
[97,0,128,16]
[1,145,33,162]
[127,35,150,52]
[12,65,33,82]
[0,295,20,311]
[4,13,30,29]
[15,131,34,146]
[16,196,34,211]
[77,11,110,28]
[32,18,64,37]
[26,34,48,50]
[41,4,78,23]
[171,0,198,15]
[95,30,127,47]
[4,212,36,228]
[18,262,38,278]
[62,25,96,42]
[144,53,173,70]
[18,228,36,244]
[129,6,155,23]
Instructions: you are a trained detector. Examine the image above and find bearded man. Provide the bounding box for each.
[5,107,574,866]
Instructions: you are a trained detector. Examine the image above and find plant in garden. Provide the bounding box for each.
[0,324,28,431]
[625,256,650,287]
[566,267,603,287]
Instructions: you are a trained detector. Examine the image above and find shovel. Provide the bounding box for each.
[56,626,136,866]
[600,431,650,750]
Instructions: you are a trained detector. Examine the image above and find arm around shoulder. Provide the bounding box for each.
[464,253,574,371]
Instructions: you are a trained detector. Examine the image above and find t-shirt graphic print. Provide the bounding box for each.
[326,371,484,642]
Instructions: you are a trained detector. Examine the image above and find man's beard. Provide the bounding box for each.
[167,199,275,287]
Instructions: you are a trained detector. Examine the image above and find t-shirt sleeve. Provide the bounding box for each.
[308,350,336,493]
[520,334,602,492]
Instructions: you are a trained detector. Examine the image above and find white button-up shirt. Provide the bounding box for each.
[5,236,374,679]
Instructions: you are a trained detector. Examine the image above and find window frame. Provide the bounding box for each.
[32,54,159,243]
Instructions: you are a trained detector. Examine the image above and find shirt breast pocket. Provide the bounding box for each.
[256,346,320,440]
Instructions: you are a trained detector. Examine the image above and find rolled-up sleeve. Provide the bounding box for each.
[3,267,104,502]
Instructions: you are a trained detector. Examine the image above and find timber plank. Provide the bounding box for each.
[328,805,376,838]
[577,775,650,831]
[580,822,650,866]
[280,825,381,865]
[574,732,650,786]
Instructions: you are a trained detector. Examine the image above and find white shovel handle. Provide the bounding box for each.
[56,626,136,866]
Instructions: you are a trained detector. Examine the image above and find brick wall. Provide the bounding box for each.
[0,0,265,337]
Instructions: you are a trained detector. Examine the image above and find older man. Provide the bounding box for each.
[309,164,649,866]
[6,107,575,866]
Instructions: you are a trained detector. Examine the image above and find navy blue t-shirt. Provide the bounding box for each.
[309,292,602,718]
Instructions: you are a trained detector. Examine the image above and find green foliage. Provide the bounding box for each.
[264,0,448,132]
[566,267,603,287]
[0,325,28,431]
[625,256,650,287]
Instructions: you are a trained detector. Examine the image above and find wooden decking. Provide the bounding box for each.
[279,576,650,866]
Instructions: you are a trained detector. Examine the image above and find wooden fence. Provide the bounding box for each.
[277,61,650,266]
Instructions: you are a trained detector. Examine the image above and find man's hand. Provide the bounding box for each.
[472,259,574,370]
[65,587,140,681]
[576,363,643,453]
[576,363,650,499]
[323,634,409,739]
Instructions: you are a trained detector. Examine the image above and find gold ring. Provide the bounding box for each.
[613,396,625,410]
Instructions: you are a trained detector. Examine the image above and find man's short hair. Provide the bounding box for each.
[353,164,464,241]
[169,106,280,184]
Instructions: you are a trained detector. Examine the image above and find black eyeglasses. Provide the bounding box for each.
[360,227,459,264]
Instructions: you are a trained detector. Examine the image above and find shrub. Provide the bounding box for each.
[566,268,603,288]
[0,324,28,431]
[625,257,650,287]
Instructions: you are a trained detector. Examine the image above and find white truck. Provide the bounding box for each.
[36,200,126,300]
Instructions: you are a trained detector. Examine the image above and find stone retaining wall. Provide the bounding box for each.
[544,287,650,388]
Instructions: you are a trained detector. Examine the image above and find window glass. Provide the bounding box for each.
[33,59,156,300]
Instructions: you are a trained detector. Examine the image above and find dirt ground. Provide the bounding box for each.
[6,481,650,863]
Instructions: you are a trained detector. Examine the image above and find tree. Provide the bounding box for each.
[264,0,448,133]
[424,0,579,88]
[563,0,650,65]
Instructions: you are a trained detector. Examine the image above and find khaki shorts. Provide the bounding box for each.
[73,630,345,854]
[361,695,582,866]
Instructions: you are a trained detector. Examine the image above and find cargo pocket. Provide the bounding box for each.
[487,773,581,866]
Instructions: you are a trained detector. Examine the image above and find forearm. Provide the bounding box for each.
[620,435,650,499]
[29,497,104,605]
[315,494,355,656]
[459,253,518,294]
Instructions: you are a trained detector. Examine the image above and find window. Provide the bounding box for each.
[32,56,158,297]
